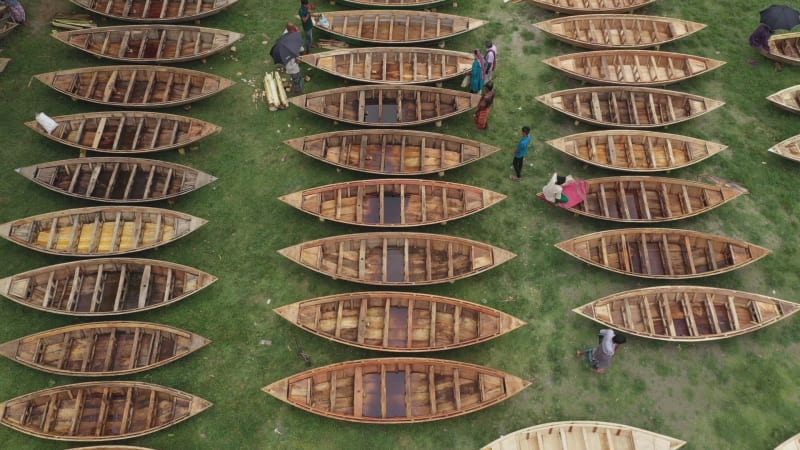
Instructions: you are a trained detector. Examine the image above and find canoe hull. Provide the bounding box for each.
[767,85,800,114]
[70,0,239,23]
[768,134,800,163]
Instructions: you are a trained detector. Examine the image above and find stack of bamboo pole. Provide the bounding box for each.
[51,14,96,30]
[264,71,289,111]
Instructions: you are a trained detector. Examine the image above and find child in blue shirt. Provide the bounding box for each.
[511,126,531,181]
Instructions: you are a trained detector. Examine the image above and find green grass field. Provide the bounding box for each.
[1,0,800,448]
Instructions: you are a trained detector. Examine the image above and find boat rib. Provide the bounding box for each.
[481,420,686,449]
[70,0,239,23]
[275,292,526,352]
[0,258,216,316]
[53,25,243,64]
[768,134,800,163]
[0,381,211,441]
[278,232,516,286]
[547,130,728,172]
[536,86,724,128]
[0,206,207,257]
[527,0,656,15]
[284,129,500,176]
[279,179,506,227]
[298,47,473,85]
[262,357,530,423]
[0,321,211,376]
[555,228,770,279]
[573,286,800,342]
[767,85,800,114]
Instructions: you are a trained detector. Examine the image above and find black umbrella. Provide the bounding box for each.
[270,32,304,65]
[760,4,800,31]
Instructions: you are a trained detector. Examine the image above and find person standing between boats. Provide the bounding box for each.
[474,81,495,130]
[484,40,497,82]
[299,0,315,55]
[510,126,531,181]
[577,329,626,373]
[469,49,485,94]
[286,57,303,94]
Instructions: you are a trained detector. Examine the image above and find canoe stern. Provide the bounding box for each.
[273,303,300,324]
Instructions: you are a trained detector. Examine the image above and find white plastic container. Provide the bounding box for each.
[35,112,58,134]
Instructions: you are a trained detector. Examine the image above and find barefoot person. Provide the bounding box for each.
[469,49,485,94]
[577,329,626,373]
[474,82,495,130]
[299,0,315,54]
[511,126,531,181]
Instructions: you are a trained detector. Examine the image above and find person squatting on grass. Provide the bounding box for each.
[474,81,495,130]
[511,126,531,181]
[577,329,626,373]
[299,0,315,55]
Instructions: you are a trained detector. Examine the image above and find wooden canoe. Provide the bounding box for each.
[298,47,473,85]
[274,292,526,352]
[768,134,800,163]
[547,130,728,172]
[534,14,706,50]
[543,50,725,86]
[25,111,221,155]
[284,129,500,176]
[0,321,211,376]
[536,86,724,128]
[555,228,770,279]
[0,381,211,441]
[262,357,530,423]
[767,85,800,114]
[336,0,449,8]
[35,65,235,108]
[288,85,480,127]
[53,25,244,64]
[776,432,800,450]
[0,206,207,257]
[315,10,486,45]
[539,176,743,223]
[481,421,686,450]
[70,0,239,23]
[763,32,800,66]
[0,8,18,41]
[67,446,155,450]
[279,179,506,227]
[527,0,656,15]
[573,286,800,342]
[0,258,217,316]
[278,232,516,286]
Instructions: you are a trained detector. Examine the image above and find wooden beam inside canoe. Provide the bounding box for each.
[329,370,338,415]
[428,365,437,415]
[704,293,721,334]
[683,236,697,274]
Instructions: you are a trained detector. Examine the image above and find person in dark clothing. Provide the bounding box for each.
[299,0,315,55]
[577,329,626,373]
[749,23,772,52]
[511,126,531,181]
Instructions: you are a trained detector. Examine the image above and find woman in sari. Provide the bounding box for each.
[469,49,485,94]
[474,82,495,130]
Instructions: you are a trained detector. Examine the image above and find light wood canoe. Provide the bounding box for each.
[67,446,155,450]
[0,8,18,41]
[776,432,800,450]
[767,85,800,114]
[527,0,656,15]
[278,232,516,286]
[53,25,243,64]
[543,49,725,86]
[284,129,500,176]
[547,130,728,172]
[536,86,724,128]
[17,157,216,203]
[555,228,770,279]
[764,32,800,66]
[298,47,473,85]
[279,179,506,227]
[0,206,207,257]
[0,258,217,316]
[0,381,211,441]
[768,134,800,163]
[539,176,743,222]
[262,357,530,423]
[35,65,235,108]
[0,321,211,376]
[573,286,800,342]
[274,292,526,352]
[70,0,239,23]
[336,0,449,8]
[288,85,480,127]
[25,111,221,155]
[534,14,706,50]
[315,10,486,45]
[481,420,686,450]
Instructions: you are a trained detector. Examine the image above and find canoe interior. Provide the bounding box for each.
[768,33,800,65]
[71,0,237,22]
[537,15,705,49]
[320,11,482,44]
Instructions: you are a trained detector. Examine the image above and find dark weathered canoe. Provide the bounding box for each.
[53,25,244,64]
[16,157,217,203]
[481,421,686,450]
[25,111,221,155]
[539,176,743,222]
[768,134,800,163]
[298,47,472,85]
[279,179,506,227]
[0,206,207,257]
[288,85,480,127]
[336,0,448,9]
[274,292,526,352]
[35,65,235,108]
[0,258,217,316]
[543,50,725,86]
[70,0,239,23]
[0,321,211,376]
[527,0,656,15]
[284,129,500,176]
[767,85,800,114]
[573,286,800,342]
[315,10,486,45]
[534,14,706,50]
[555,228,770,279]
[547,130,728,172]
[0,381,211,441]
[536,86,724,128]
[262,357,530,423]
[762,32,800,66]
[278,232,516,286]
